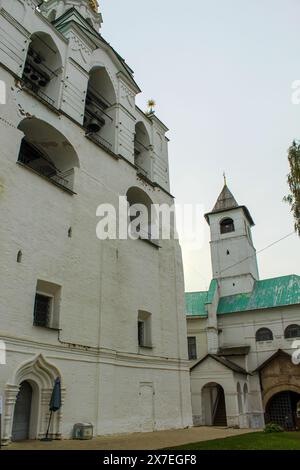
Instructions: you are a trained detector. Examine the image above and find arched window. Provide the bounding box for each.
[22,32,62,107]
[256,327,273,342]
[18,117,79,192]
[134,122,151,178]
[220,218,235,234]
[126,187,158,243]
[84,67,117,152]
[284,324,300,339]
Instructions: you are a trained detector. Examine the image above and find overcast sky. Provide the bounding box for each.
[101,0,300,292]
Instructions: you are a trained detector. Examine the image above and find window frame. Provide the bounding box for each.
[33,291,53,328]
[187,336,197,360]
[284,324,300,339]
[255,327,273,342]
[137,311,152,349]
[220,217,235,235]
[138,320,145,347]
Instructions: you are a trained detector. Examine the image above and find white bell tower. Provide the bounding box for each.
[205,183,259,297]
[40,0,103,31]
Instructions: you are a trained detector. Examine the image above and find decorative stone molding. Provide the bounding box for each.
[120,81,135,109]
[69,33,92,64]
[3,354,66,444]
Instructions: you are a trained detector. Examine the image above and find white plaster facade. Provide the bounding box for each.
[0,0,192,443]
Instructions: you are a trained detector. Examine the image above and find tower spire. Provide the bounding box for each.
[205,183,259,297]
[223,171,227,186]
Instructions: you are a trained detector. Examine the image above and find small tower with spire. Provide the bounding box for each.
[205,182,259,297]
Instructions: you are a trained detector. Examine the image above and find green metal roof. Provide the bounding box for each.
[185,291,208,317]
[205,279,218,305]
[217,275,300,315]
[186,275,300,317]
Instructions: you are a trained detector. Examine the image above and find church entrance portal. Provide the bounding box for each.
[265,391,300,430]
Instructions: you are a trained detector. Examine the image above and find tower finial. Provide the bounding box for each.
[89,0,99,12]
[223,171,227,186]
[147,99,156,115]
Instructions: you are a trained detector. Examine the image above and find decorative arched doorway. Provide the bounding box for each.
[265,390,300,430]
[12,381,32,441]
[202,382,227,426]
[257,350,300,430]
[3,354,65,444]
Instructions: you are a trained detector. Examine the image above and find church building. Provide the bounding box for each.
[0,0,192,443]
[186,184,300,430]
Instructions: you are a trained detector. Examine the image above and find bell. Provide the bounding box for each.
[24,64,31,74]
[87,118,101,133]
[38,78,47,87]
[30,71,39,81]
[34,55,42,64]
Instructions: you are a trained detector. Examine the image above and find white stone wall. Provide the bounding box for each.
[0,0,192,442]
[190,355,256,428]
[218,305,300,370]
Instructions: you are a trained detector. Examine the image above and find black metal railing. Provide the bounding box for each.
[85,131,113,151]
[84,110,113,152]
[18,140,73,191]
[22,73,55,106]
[136,165,149,178]
[134,140,150,177]
[84,94,113,125]
[134,139,149,152]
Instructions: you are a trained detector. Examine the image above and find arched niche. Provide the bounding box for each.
[134,122,152,178]
[18,117,79,192]
[22,32,63,107]
[84,66,117,152]
[3,354,65,443]
[126,186,156,241]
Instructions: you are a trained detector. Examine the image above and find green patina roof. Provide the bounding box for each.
[186,279,219,317]
[217,275,300,315]
[206,279,218,304]
[185,291,208,317]
[186,275,300,317]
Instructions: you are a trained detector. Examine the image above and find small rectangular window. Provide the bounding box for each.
[33,280,61,329]
[188,336,197,360]
[138,321,145,347]
[137,311,152,348]
[34,294,51,327]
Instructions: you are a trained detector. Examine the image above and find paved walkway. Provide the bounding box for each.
[3,427,257,450]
